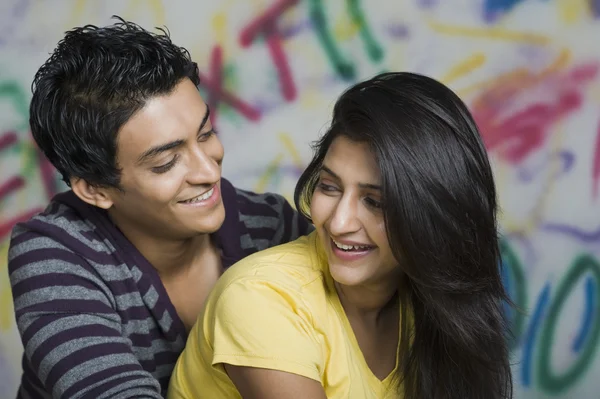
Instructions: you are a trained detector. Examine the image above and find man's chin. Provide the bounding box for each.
[190,209,226,235]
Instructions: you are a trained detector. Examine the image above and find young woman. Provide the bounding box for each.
[168,72,513,399]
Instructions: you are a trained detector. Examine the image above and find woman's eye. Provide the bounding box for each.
[365,197,382,209]
[318,182,337,192]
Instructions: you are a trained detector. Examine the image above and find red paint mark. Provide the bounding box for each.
[0,177,24,199]
[472,63,598,164]
[0,131,18,151]
[0,175,41,241]
[0,132,59,240]
[239,0,299,45]
[199,46,261,123]
[239,0,299,102]
[592,119,600,199]
[208,46,223,123]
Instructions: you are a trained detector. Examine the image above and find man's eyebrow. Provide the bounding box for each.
[321,164,381,190]
[199,105,210,132]
[137,105,211,164]
[137,139,185,164]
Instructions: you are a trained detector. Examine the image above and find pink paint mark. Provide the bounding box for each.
[265,23,296,101]
[239,0,299,45]
[198,46,261,122]
[239,0,299,102]
[0,133,60,240]
[0,176,31,241]
[472,62,598,165]
[208,46,223,124]
[0,176,24,199]
[0,131,18,151]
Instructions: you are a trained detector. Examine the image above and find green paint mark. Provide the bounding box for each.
[500,239,527,350]
[308,0,356,80]
[0,81,29,128]
[308,0,384,81]
[220,64,244,126]
[537,255,600,394]
[0,80,41,181]
[347,0,384,62]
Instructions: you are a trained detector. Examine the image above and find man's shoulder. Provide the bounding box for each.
[8,191,114,270]
[233,186,291,217]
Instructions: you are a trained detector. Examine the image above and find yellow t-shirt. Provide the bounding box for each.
[168,231,403,398]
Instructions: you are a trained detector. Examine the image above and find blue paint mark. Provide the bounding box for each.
[572,276,596,352]
[521,282,551,387]
[484,0,525,17]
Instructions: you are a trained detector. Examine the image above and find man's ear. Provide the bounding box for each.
[70,178,114,209]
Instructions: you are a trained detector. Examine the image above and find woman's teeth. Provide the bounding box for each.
[333,239,370,251]
[182,187,214,204]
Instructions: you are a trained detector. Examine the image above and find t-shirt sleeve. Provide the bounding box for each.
[207,278,323,383]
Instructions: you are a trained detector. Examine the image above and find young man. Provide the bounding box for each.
[7,17,312,398]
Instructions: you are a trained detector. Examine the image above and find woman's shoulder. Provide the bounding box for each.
[212,232,327,303]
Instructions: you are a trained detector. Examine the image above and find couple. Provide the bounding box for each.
[8,17,512,399]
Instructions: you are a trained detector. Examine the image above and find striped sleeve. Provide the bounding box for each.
[8,226,163,399]
[236,189,314,249]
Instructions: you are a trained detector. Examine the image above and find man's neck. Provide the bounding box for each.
[109,214,214,277]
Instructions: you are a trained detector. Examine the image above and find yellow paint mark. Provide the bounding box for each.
[539,48,571,78]
[457,68,529,97]
[428,20,551,45]
[123,0,166,26]
[254,135,305,195]
[279,133,303,169]
[441,53,486,85]
[558,0,587,24]
[255,153,284,193]
[0,242,13,331]
[212,12,228,44]
[65,0,93,28]
[334,17,359,41]
[458,48,571,98]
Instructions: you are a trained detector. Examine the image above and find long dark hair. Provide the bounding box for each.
[294,72,513,399]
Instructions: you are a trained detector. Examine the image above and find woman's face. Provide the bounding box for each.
[310,136,401,289]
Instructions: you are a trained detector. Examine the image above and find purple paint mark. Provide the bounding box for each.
[385,23,410,39]
[542,223,600,243]
[517,150,574,182]
[279,18,312,39]
[0,0,31,46]
[590,0,600,18]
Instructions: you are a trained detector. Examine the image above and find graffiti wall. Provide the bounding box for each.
[1,0,599,397]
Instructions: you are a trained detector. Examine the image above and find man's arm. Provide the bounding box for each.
[9,229,163,399]
[225,366,327,399]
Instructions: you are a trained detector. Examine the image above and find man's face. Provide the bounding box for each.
[106,78,226,241]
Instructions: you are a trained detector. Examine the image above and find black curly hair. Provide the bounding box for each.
[29,16,200,188]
